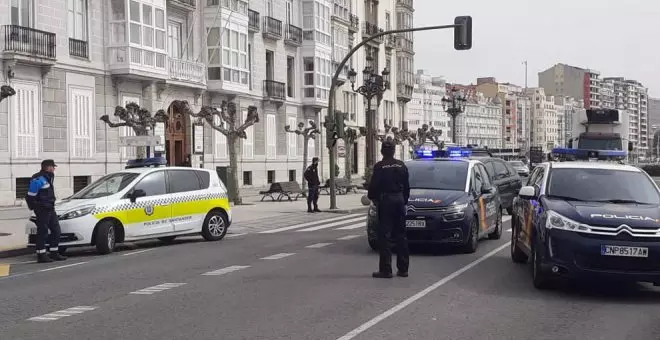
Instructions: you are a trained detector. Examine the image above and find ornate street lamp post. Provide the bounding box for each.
[441,86,467,144]
[347,61,390,188]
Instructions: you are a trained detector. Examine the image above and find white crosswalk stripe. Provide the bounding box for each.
[306,243,333,248]
[130,283,186,295]
[296,217,366,232]
[335,223,366,230]
[28,306,98,322]
[261,253,296,260]
[337,235,362,240]
[260,214,362,233]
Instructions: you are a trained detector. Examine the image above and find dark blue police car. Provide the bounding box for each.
[366,148,504,253]
[511,149,660,289]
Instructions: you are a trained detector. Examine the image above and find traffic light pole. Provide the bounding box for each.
[326,21,467,210]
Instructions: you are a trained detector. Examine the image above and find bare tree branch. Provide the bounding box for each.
[0,85,16,102]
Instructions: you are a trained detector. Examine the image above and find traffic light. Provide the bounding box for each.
[454,16,472,50]
[335,114,345,139]
[326,129,339,149]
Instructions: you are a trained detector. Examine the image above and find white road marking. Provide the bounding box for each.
[335,223,365,230]
[8,260,36,265]
[297,217,366,232]
[337,235,362,241]
[130,282,186,295]
[503,216,512,222]
[202,265,251,276]
[226,233,248,238]
[260,253,296,260]
[260,214,362,233]
[306,243,333,248]
[506,228,512,232]
[28,306,98,322]
[335,242,511,340]
[38,262,88,272]
[121,249,154,256]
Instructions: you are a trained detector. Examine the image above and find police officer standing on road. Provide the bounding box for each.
[26,160,66,263]
[304,157,322,213]
[368,139,410,278]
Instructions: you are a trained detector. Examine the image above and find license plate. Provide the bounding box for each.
[601,245,649,258]
[29,227,38,235]
[406,220,426,228]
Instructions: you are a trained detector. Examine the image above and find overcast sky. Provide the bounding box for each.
[413,0,660,97]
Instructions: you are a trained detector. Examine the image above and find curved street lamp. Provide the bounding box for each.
[347,60,390,188]
[441,87,467,143]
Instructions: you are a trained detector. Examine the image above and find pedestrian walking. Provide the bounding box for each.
[26,159,66,263]
[304,157,321,213]
[367,139,410,278]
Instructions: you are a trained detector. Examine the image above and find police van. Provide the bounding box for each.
[366,147,503,253]
[25,157,232,255]
[510,148,660,289]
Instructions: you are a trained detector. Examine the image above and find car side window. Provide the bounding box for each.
[526,167,541,187]
[478,164,492,187]
[132,171,167,197]
[483,161,496,179]
[472,165,483,193]
[533,167,545,188]
[168,170,203,193]
[504,163,517,177]
[493,161,509,180]
[195,170,210,188]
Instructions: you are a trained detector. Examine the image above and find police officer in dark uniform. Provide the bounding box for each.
[367,139,410,278]
[304,157,321,213]
[26,159,66,263]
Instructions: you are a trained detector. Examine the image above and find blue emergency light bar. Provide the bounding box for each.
[551,148,627,161]
[126,157,168,169]
[415,147,474,159]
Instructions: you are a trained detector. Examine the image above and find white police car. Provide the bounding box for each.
[26,158,232,254]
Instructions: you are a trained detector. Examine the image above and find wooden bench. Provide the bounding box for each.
[259,181,304,201]
[320,178,359,195]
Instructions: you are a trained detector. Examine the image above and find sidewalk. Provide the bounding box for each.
[0,191,368,258]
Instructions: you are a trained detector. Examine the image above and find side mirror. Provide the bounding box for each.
[567,138,573,148]
[128,189,146,203]
[519,186,536,199]
[628,141,633,152]
[361,195,371,206]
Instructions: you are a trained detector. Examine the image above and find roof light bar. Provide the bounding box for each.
[126,157,168,169]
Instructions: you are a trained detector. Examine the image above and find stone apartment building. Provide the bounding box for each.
[0,0,413,205]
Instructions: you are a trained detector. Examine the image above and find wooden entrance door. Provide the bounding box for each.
[166,105,188,166]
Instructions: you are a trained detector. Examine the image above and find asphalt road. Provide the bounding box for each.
[2,214,660,340]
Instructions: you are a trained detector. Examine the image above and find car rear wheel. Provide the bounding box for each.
[202,210,228,241]
[461,218,479,253]
[510,221,528,264]
[488,209,503,240]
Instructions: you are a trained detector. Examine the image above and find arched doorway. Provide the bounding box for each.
[165,103,188,166]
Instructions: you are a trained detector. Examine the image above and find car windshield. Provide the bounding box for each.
[70,172,140,199]
[547,168,660,204]
[508,161,525,167]
[407,161,468,191]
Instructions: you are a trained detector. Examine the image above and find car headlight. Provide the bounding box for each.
[368,203,377,217]
[443,202,468,221]
[60,205,95,220]
[545,210,590,232]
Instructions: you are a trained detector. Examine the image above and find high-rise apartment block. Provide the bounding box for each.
[0,0,414,205]
[408,70,448,140]
[539,63,649,156]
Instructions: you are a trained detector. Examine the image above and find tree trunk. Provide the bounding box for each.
[227,135,242,205]
[301,136,309,193]
[344,137,352,182]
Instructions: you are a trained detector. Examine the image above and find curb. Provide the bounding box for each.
[0,246,32,259]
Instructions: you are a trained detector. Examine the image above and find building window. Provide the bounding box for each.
[11,81,40,159]
[11,0,33,27]
[68,0,87,40]
[214,115,227,158]
[266,114,276,159]
[120,95,140,159]
[242,110,254,158]
[267,170,275,184]
[73,176,91,193]
[222,26,248,84]
[305,53,332,100]
[265,0,273,16]
[15,178,30,199]
[129,1,165,50]
[167,22,182,59]
[243,171,252,185]
[221,0,248,15]
[286,56,295,98]
[308,138,315,159]
[288,116,297,158]
[344,92,357,121]
[302,1,330,45]
[207,28,221,80]
[303,57,314,98]
[286,0,293,25]
[288,169,296,182]
[69,86,95,159]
